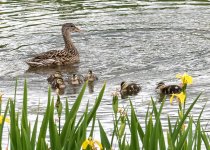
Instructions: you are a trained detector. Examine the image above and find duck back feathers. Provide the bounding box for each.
[120,81,141,96]
[156,82,182,95]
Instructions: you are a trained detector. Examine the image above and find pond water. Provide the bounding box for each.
[1,0,210,148]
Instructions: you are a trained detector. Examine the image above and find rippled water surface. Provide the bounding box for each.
[1,0,210,148]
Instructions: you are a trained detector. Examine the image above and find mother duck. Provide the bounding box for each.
[26,23,80,67]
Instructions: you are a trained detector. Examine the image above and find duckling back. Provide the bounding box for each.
[120,82,141,96]
[161,85,182,95]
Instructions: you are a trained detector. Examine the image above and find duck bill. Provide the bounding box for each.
[74,27,81,32]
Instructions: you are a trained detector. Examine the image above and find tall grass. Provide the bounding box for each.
[0,80,209,150]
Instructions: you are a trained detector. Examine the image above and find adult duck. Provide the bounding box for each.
[26,23,80,67]
[156,82,182,95]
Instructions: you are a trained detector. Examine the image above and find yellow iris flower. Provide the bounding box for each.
[82,137,103,150]
[0,115,10,124]
[176,73,193,85]
[170,92,186,104]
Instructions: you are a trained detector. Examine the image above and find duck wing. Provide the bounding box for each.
[26,50,69,67]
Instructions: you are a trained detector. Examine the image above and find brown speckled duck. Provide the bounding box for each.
[69,74,83,85]
[120,81,141,96]
[156,82,182,95]
[26,23,80,67]
[84,70,98,82]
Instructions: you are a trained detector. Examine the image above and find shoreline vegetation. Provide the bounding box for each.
[0,74,210,150]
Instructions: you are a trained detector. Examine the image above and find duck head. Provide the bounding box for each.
[62,23,80,33]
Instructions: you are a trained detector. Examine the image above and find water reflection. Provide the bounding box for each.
[25,64,79,75]
[87,81,94,93]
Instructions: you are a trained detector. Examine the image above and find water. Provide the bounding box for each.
[1,0,210,148]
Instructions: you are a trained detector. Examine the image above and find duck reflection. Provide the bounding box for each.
[88,81,94,93]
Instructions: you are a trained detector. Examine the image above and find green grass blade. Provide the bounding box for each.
[65,98,69,121]
[15,126,22,150]
[31,115,38,150]
[36,87,51,149]
[61,82,87,146]
[22,127,32,150]
[0,100,9,147]
[172,93,201,143]
[201,129,210,149]
[197,122,201,150]
[129,100,139,150]
[176,118,192,149]
[89,111,96,138]
[22,80,30,137]
[10,99,18,148]
[87,83,106,124]
[98,120,111,150]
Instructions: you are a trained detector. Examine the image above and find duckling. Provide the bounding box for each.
[26,23,81,67]
[69,74,83,85]
[47,71,63,83]
[156,82,182,95]
[120,81,141,96]
[51,78,66,90]
[84,70,98,82]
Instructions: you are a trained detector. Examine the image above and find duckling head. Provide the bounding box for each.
[120,81,127,90]
[54,71,62,78]
[156,82,165,89]
[62,23,80,33]
[57,78,66,89]
[88,70,93,75]
[72,74,77,79]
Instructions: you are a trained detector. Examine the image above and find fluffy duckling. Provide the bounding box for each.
[156,82,182,95]
[47,71,63,83]
[84,70,98,82]
[69,74,83,85]
[51,78,66,90]
[120,81,141,96]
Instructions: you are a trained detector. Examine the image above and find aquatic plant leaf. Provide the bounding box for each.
[98,120,111,150]
[31,115,38,150]
[172,93,201,143]
[36,87,51,149]
[60,82,87,146]
[129,100,140,150]
[0,100,9,147]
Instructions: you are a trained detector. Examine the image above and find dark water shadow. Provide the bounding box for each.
[25,64,80,75]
